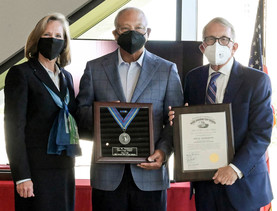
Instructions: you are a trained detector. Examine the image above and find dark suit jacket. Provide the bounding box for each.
[184,59,273,210]
[76,49,184,191]
[4,58,76,182]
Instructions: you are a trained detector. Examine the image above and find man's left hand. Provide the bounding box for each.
[213,166,238,185]
[137,149,165,170]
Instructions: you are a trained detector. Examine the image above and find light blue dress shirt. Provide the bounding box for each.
[117,50,145,102]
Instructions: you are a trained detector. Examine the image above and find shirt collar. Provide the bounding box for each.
[117,49,145,67]
[208,57,234,76]
[39,61,61,76]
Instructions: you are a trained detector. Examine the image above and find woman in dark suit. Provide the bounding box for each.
[4,13,81,211]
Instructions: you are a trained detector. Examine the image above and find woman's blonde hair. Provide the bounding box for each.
[25,13,71,67]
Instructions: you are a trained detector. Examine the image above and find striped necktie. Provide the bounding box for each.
[206,72,221,104]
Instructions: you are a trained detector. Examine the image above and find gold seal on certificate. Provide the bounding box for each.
[209,153,219,163]
[94,102,154,163]
[172,104,235,182]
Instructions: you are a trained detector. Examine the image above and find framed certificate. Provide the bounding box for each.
[94,102,154,163]
[172,104,235,182]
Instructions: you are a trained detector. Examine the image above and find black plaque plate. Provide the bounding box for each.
[94,102,154,163]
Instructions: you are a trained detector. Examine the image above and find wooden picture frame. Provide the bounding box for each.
[94,102,154,163]
[172,104,235,182]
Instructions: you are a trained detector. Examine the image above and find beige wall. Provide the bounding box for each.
[0,0,88,64]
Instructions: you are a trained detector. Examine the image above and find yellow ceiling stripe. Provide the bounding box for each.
[0,0,130,90]
[70,0,130,38]
[0,71,7,90]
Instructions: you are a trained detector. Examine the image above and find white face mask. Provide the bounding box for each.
[204,42,232,65]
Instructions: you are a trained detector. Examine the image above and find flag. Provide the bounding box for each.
[248,0,265,72]
[249,0,276,128]
[249,1,273,211]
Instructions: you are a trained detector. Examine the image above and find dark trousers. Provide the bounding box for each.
[92,164,167,211]
[194,181,259,211]
[14,168,75,211]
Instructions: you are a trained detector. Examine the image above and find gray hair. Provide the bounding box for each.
[202,17,236,41]
[114,7,148,28]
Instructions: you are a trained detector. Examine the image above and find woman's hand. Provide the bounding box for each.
[16,180,35,198]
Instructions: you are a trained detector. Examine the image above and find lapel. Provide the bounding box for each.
[198,65,209,104]
[223,60,244,103]
[102,50,126,102]
[131,50,158,102]
[29,59,63,99]
[59,69,68,99]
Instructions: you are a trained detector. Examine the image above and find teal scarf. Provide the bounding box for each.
[44,84,81,157]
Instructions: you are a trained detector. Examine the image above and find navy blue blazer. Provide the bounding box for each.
[4,59,76,182]
[184,59,273,210]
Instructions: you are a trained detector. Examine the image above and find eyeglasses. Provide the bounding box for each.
[204,36,233,46]
[117,26,147,35]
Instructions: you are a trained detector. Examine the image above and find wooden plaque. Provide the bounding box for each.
[94,102,154,163]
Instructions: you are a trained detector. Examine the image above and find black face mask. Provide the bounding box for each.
[117,30,146,54]
[37,37,65,60]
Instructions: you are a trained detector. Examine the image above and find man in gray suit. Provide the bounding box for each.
[76,7,184,210]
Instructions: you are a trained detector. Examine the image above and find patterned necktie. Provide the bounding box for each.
[206,72,221,104]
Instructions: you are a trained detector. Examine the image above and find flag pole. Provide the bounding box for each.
[263,0,267,68]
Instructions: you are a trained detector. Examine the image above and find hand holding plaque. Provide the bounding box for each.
[94,102,154,163]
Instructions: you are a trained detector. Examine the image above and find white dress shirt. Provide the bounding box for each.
[207,57,243,179]
[40,62,61,90]
[206,57,233,104]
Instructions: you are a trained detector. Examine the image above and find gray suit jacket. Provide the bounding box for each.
[76,49,184,191]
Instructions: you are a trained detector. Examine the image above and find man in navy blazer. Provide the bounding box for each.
[183,17,273,211]
[76,7,184,210]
